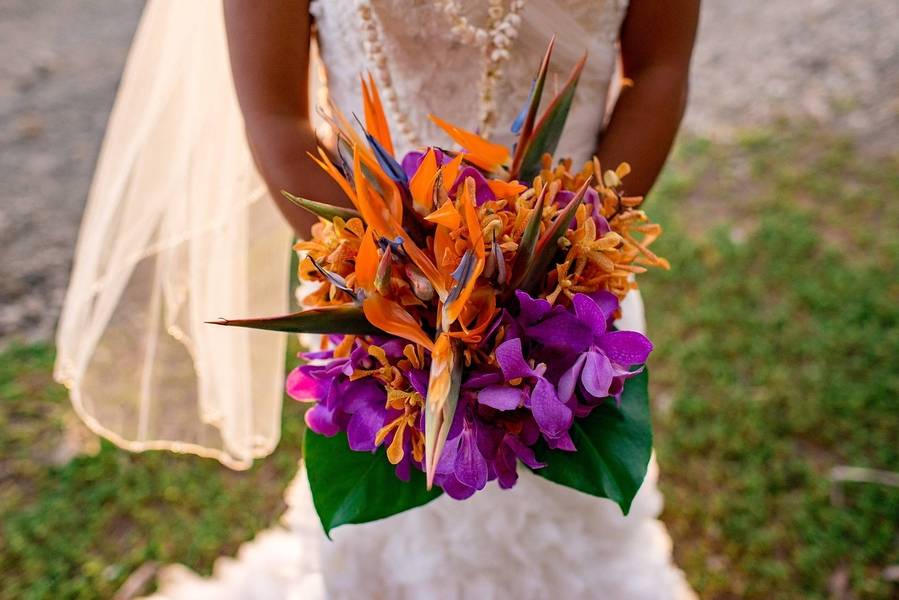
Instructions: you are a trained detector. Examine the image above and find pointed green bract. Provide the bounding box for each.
[519,178,591,293]
[510,37,555,178]
[517,53,588,183]
[530,368,652,515]
[207,305,383,335]
[304,431,442,537]
[281,191,361,221]
[507,187,546,291]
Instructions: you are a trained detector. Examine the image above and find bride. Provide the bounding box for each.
[56,0,699,598]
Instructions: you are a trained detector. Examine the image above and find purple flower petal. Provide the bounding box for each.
[401,151,426,180]
[504,434,545,469]
[581,350,614,399]
[597,330,653,366]
[343,380,384,412]
[394,450,412,482]
[304,403,341,437]
[587,291,619,324]
[449,166,496,205]
[345,389,386,451]
[463,369,503,390]
[299,349,334,360]
[454,424,488,490]
[285,367,320,402]
[530,377,572,438]
[494,338,536,380]
[406,368,429,397]
[435,434,460,476]
[478,385,527,410]
[525,312,593,352]
[514,290,553,325]
[546,429,577,451]
[438,473,477,500]
[553,189,575,208]
[558,353,587,402]
[494,443,518,488]
[572,293,609,336]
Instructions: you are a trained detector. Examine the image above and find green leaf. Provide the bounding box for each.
[530,368,653,515]
[281,191,361,221]
[304,431,443,536]
[207,305,384,335]
[507,187,546,291]
[510,37,555,178]
[517,53,587,183]
[519,178,591,294]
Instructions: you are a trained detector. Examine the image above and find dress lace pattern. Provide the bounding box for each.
[312,0,629,161]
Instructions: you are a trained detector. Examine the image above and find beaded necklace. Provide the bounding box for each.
[355,0,526,148]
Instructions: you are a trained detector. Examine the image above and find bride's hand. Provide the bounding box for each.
[224,0,346,239]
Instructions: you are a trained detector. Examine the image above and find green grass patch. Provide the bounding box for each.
[0,343,306,599]
[644,126,899,599]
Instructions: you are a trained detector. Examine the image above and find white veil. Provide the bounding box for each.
[54,0,294,469]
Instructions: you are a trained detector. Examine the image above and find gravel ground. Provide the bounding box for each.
[0,0,897,346]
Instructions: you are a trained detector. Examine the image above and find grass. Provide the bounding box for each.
[0,344,306,599]
[1,123,897,599]
[643,124,899,599]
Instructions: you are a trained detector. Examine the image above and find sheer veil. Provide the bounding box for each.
[55,0,295,469]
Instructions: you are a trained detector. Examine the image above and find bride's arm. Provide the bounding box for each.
[594,0,700,198]
[224,0,346,237]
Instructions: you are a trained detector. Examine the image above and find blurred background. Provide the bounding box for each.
[1,1,897,598]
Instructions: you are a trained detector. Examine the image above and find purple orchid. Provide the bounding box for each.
[288,290,652,500]
[557,293,653,416]
[486,337,574,445]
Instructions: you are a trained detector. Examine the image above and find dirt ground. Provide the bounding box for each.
[1,0,897,347]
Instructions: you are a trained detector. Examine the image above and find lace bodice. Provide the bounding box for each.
[312,0,629,164]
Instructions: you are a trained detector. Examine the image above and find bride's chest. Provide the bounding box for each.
[313,0,620,42]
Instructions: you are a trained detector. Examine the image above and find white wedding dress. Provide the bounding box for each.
[56,1,694,598]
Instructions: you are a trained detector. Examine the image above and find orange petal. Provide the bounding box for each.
[460,177,485,258]
[355,228,379,291]
[442,153,464,191]
[442,255,485,326]
[309,149,358,210]
[362,296,434,352]
[425,199,462,230]
[353,148,447,299]
[386,420,406,464]
[409,148,438,214]
[429,114,509,171]
[486,179,528,199]
[361,73,394,155]
[433,224,457,271]
[353,146,398,236]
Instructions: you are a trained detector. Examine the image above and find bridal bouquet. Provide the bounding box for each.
[214,41,668,534]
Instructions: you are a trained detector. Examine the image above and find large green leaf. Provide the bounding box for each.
[517,53,587,183]
[207,305,384,335]
[304,431,443,536]
[531,368,653,515]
